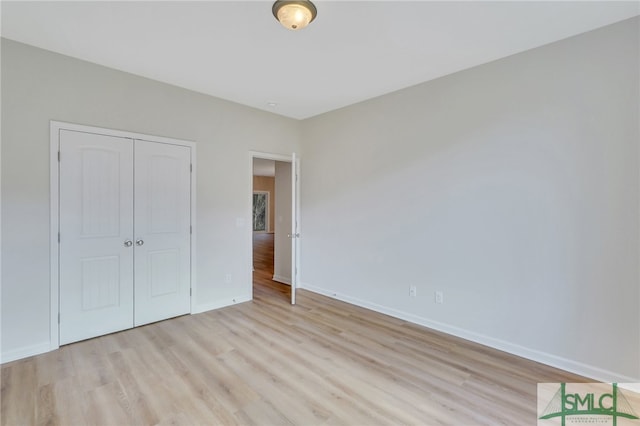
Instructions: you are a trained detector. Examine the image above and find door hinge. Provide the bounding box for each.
[58,232,60,243]
[190,164,192,173]
[190,288,192,296]
[58,313,60,324]
[190,225,192,234]
[58,151,61,162]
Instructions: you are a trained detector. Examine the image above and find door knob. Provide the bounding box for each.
[124,240,133,247]
[136,239,144,246]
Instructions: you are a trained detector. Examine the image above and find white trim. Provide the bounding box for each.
[51,121,194,147]
[192,294,251,314]
[190,144,197,317]
[50,121,196,352]
[300,282,640,383]
[291,153,300,305]
[272,275,291,285]
[249,151,292,163]
[1,341,51,364]
[50,124,60,351]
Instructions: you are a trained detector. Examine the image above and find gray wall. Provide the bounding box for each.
[3,17,639,381]
[1,39,301,360]
[274,160,292,283]
[299,17,640,381]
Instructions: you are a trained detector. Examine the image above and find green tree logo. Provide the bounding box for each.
[539,383,639,426]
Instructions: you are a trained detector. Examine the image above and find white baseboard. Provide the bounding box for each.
[300,282,639,383]
[272,275,291,285]
[1,341,51,364]
[192,294,252,314]
[2,295,253,364]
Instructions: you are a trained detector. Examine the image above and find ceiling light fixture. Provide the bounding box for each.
[272,0,317,31]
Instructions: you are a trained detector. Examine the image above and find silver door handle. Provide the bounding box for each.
[136,239,144,246]
[124,240,133,247]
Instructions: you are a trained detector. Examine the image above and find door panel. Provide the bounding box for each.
[291,153,300,305]
[134,140,191,326]
[80,256,120,310]
[148,249,180,296]
[79,149,122,236]
[59,130,134,345]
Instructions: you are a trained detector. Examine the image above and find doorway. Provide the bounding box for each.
[250,153,298,304]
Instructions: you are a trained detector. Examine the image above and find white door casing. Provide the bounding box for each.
[134,140,191,326]
[51,121,196,349]
[59,130,135,345]
[290,153,300,305]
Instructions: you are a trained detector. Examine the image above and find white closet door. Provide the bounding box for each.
[59,130,134,345]
[134,140,191,326]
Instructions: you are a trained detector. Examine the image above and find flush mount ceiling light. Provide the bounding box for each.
[272,0,317,31]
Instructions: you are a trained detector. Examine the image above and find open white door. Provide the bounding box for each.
[291,153,300,305]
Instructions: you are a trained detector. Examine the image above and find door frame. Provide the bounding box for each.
[50,121,197,350]
[249,151,299,303]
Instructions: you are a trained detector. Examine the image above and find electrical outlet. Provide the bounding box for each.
[410,285,417,297]
[225,273,232,284]
[435,291,444,304]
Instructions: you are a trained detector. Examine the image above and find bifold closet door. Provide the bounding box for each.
[133,140,191,326]
[59,130,134,345]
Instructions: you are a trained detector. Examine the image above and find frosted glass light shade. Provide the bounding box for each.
[272,1,317,31]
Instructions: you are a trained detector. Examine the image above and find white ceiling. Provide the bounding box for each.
[2,1,638,119]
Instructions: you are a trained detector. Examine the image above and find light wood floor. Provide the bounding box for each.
[1,234,588,425]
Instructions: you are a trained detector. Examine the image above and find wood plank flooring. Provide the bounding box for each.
[1,234,589,425]
[252,233,290,303]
